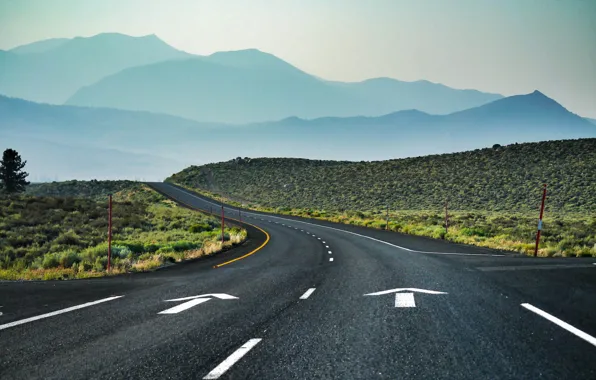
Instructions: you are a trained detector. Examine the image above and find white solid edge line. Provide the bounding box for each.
[329,257,334,262]
[203,338,262,379]
[0,296,124,331]
[299,288,316,300]
[521,303,596,347]
[173,186,501,257]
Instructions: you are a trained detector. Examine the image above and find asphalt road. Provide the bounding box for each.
[1,182,595,379]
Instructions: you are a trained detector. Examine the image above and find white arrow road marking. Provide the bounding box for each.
[159,298,211,314]
[365,288,448,296]
[521,303,596,347]
[159,294,238,315]
[0,296,123,331]
[167,294,239,302]
[395,293,416,307]
[203,338,262,379]
[365,288,447,308]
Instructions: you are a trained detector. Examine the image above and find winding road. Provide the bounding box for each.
[1,182,595,379]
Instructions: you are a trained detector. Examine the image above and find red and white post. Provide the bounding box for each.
[221,204,225,244]
[107,194,112,272]
[534,184,547,257]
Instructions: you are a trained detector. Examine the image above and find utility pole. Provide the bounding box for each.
[107,194,112,272]
[534,184,547,257]
[221,204,225,244]
[444,198,449,236]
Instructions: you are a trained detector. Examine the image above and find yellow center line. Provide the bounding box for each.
[158,194,271,269]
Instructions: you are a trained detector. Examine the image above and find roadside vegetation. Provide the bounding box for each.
[1,182,246,280]
[168,139,596,258]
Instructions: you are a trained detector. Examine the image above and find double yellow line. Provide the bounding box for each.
[163,193,271,268]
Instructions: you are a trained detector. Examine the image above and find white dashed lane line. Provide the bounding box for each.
[329,258,334,262]
[521,303,596,347]
[299,288,316,300]
[203,339,262,379]
[0,296,124,331]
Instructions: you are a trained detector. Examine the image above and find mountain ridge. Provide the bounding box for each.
[65,47,503,123]
[0,33,191,104]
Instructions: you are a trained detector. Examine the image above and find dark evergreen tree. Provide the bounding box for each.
[0,149,30,194]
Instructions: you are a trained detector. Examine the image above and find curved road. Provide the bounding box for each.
[1,182,595,379]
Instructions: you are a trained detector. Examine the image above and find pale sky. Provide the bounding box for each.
[1,0,595,117]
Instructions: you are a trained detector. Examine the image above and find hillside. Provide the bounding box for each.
[0,33,190,104]
[26,180,158,201]
[168,139,596,214]
[1,181,246,280]
[65,48,502,123]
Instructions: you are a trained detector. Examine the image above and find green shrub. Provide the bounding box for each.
[189,223,211,233]
[58,250,81,268]
[42,254,60,269]
[54,230,83,246]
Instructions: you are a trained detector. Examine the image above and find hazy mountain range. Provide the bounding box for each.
[0,33,190,104]
[1,33,502,123]
[1,32,594,180]
[1,90,594,181]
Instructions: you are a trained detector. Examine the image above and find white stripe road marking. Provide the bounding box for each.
[521,303,596,347]
[328,251,332,254]
[299,288,316,299]
[0,296,124,331]
[329,258,334,262]
[203,338,262,379]
[322,241,326,244]
[158,298,211,314]
[318,237,321,240]
[174,186,503,257]
[325,245,330,248]
[395,293,416,307]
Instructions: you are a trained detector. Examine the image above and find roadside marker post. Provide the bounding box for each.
[534,184,547,257]
[221,204,225,244]
[107,193,112,272]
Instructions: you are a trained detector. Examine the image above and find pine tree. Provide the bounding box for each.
[0,149,30,194]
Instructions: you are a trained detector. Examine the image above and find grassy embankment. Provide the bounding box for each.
[0,181,246,280]
[167,139,596,258]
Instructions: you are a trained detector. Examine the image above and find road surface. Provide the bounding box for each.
[1,182,595,379]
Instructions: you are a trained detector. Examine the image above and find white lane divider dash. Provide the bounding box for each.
[521,303,596,347]
[317,237,321,240]
[322,241,326,244]
[328,251,332,254]
[0,296,124,331]
[299,288,316,300]
[329,258,334,262]
[325,245,329,248]
[203,338,262,379]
